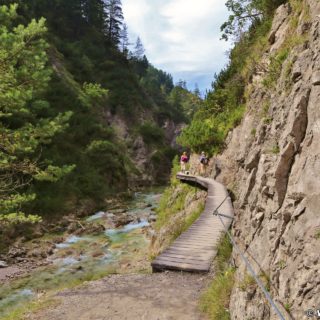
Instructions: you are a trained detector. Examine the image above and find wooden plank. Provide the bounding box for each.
[152,263,210,273]
[174,238,213,243]
[153,260,211,270]
[159,256,213,262]
[177,235,217,239]
[158,256,214,264]
[162,248,214,255]
[160,252,214,260]
[156,255,212,264]
[169,244,214,249]
[175,235,215,240]
[174,240,218,246]
[152,258,211,269]
[178,233,217,238]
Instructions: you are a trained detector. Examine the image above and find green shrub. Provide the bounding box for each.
[137,122,165,145]
[263,48,290,88]
[178,105,246,154]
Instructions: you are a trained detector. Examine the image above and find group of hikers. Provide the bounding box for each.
[180,151,209,176]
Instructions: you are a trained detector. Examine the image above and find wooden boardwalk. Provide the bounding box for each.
[151,174,234,273]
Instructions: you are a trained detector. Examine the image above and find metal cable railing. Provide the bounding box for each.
[213,195,286,320]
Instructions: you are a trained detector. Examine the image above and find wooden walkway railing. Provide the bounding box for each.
[151,173,234,273]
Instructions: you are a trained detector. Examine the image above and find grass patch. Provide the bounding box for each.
[262,101,270,116]
[263,48,290,88]
[263,116,273,124]
[272,144,280,154]
[290,0,311,22]
[0,297,59,320]
[155,184,205,244]
[260,272,271,292]
[155,183,194,230]
[283,58,294,90]
[215,234,233,274]
[284,302,292,312]
[278,260,286,270]
[155,156,196,231]
[200,235,235,320]
[239,273,256,291]
[200,268,235,320]
[263,3,310,90]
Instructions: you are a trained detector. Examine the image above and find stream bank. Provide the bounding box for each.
[0,189,163,319]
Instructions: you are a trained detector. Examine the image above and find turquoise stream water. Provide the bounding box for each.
[0,189,162,319]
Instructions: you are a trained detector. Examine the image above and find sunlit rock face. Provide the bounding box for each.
[207,2,320,319]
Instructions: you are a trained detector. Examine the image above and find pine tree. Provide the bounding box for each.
[133,36,145,60]
[177,80,187,90]
[105,0,124,44]
[119,23,130,56]
[0,4,74,226]
[82,0,107,31]
[194,84,201,98]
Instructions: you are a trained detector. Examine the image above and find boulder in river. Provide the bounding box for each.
[74,223,105,236]
[0,260,8,268]
[148,215,157,222]
[114,213,135,227]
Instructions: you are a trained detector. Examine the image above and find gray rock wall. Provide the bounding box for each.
[211,2,320,319]
[105,111,184,187]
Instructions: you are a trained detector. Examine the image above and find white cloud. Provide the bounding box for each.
[122,0,231,91]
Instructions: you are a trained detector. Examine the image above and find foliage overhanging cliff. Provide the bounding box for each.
[178,0,289,154]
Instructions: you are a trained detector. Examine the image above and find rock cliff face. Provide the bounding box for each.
[105,111,184,188]
[207,2,320,318]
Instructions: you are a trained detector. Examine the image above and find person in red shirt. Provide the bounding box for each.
[180,152,189,173]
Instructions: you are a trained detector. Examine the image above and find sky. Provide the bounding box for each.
[122,0,231,93]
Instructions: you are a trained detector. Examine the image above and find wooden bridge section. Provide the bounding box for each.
[151,174,234,273]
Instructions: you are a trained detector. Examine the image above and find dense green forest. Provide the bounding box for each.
[178,0,288,154]
[0,0,199,238]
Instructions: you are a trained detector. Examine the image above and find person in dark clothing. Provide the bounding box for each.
[199,151,208,175]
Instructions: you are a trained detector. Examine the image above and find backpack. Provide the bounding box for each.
[200,157,208,165]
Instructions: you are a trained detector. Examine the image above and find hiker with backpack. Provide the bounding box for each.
[199,151,209,175]
[180,152,189,173]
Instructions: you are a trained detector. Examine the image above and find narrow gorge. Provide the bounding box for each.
[1,0,319,319]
